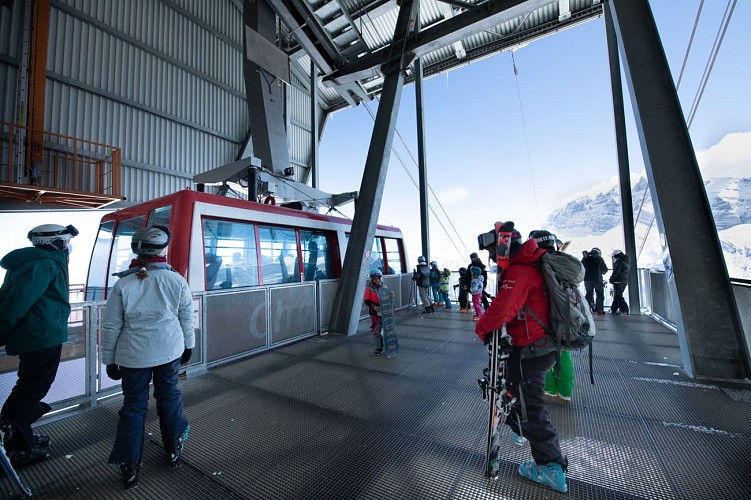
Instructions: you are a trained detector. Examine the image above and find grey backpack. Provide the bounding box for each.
[525,251,596,383]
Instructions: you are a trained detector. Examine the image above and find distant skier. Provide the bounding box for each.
[429,261,442,306]
[582,247,608,316]
[610,249,631,315]
[412,256,434,314]
[456,267,469,312]
[439,268,452,310]
[469,266,485,320]
[363,269,386,355]
[462,252,490,309]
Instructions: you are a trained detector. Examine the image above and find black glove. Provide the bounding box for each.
[180,348,193,365]
[106,364,122,380]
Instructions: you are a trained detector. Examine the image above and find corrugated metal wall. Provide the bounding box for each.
[1,0,318,204]
[0,0,24,124]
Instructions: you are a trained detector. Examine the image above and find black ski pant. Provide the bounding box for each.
[504,349,565,467]
[611,283,629,314]
[585,280,605,313]
[1,344,61,449]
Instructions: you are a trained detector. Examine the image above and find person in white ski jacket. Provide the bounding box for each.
[101,225,194,490]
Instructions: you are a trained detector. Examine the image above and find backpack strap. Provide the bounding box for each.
[522,305,562,370]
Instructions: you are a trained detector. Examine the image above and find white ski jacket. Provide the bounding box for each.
[101,266,195,368]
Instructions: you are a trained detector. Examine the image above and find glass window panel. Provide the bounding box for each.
[368,238,383,273]
[85,221,115,300]
[382,238,403,274]
[299,230,333,280]
[202,219,258,289]
[108,216,146,284]
[147,205,172,229]
[259,226,298,284]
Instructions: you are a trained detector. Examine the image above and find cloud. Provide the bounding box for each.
[696,131,751,178]
[434,187,469,205]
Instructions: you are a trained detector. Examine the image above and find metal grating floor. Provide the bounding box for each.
[2,309,750,499]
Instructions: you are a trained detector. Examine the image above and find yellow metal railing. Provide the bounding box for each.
[0,120,122,201]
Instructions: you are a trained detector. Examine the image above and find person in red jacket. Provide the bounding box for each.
[363,269,386,355]
[475,228,568,494]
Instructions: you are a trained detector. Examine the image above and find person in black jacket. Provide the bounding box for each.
[461,253,490,310]
[581,247,608,316]
[610,249,631,315]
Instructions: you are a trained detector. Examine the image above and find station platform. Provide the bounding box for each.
[2,306,750,499]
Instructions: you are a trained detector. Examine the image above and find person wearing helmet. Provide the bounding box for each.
[439,268,452,310]
[101,225,195,489]
[581,247,608,316]
[456,267,469,311]
[461,252,489,311]
[475,222,568,493]
[0,223,78,466]
[429,261,443,306]
[469,266,485,320]
[363,269,387,355]
[609,249,631,315]
[411,256,434,314]
[529,230,575,402]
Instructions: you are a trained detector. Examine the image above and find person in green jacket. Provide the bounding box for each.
[0,223,78,466]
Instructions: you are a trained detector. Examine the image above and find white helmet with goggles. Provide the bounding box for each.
[28,224,79,250]
[131,225,171,256]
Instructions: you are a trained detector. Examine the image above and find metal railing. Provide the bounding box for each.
[0,121,122,200]
[0,274,414,420]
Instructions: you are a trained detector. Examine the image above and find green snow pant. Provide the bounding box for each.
[544,350,574,398]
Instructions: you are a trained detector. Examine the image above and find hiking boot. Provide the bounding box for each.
[165,426,190,470]
[32,433,50,448]
[544,390,558,399]
[558,394,572,402]
[429,305,435,313]
[8,446,50,466]
[512,432,528,446]
[373,349,383,356]
[596,311,606,317]
[120,460,141,490]
[518,460,567,493]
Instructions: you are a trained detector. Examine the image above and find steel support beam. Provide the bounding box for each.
[604,2,640,313]
[329,0,419,336]
[243,0,291,175]
[608,0,748,380]
[415,12,430,262]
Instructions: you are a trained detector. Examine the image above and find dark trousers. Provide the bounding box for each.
[611,283,629,313]
[504,350,564,466]
[370,315,383,351]
[1,345,61,448]
[584,280,605,313]
[108,358,188,464]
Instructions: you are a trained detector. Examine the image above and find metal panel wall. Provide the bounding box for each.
[0,0,24,123]
[37,0,248,203]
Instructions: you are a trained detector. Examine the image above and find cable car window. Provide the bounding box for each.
[202,219,258,289]
[299,230,333,281]
[368,238,384,274]
[258,226,298,284]
[85,220,115,300]
[108,216,146,283]
[147,205,172,229]
[382,238,402,274]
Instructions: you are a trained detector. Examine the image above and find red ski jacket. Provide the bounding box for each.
[475,239,550,347]
[363,282,381,316]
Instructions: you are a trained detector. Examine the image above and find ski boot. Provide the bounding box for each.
[165,425,190,470]
[120,460,141,490]
[518,459,568,493]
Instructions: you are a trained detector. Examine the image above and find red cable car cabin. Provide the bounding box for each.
[85,190,407,300]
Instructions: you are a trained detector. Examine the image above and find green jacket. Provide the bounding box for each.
[0,246,70,355]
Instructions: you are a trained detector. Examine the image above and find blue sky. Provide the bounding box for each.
[319,0,751,269]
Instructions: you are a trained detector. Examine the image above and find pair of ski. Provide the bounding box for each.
[478,222,517,479]
[0,424,33,496]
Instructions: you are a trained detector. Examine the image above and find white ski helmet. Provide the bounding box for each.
[28,224,79,250]
[131,225,171,256]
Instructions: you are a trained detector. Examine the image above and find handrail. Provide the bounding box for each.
[0,120,122,200]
